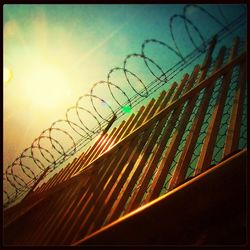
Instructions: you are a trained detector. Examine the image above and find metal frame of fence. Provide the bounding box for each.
[3,36,247,245]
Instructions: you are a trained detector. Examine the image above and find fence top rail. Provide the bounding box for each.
[74,51,246,177]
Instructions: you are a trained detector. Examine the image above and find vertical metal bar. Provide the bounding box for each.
[105,84,178,221]
[61,107,144,241]
[52,163,103,244]
[85,128,117,162]
[195,38,239,174]
[106,94,174,223]
[42,179,91,245]
[81,128,153,240]
[96,121,125,153]
[56,163,73,184]
[87,95,157,170]
[84,90,176,233]
[35,180,48,193]
[144,91,167,120]
[52,168,67,186]
[66,156,84,179]
[33,182,45,193]
[46,168,66,190]
[28,187,71,243]
[157,83,178,112]
[223,61,246,156]
[142,38,217,201]
[74,116,116,168]
[69,141,101,176]
[23,167,50,199]
[144,66,200,202]
[73,115,117,171]
[110,107,144,145]
[38,189,76,243]
[123,74,190,213]
[70,137,106,175]
[38,183,48,193]
[103,91,169,222]
[61,161,79,182]
[38,181,50,193]
[36,180,84,244]
[54,165,71,185]
[44,169,63,191]
[73,127,118,173]
[53,178,98,244]
[73,95,164,241]
[101,116,133,148]
[122,100,155,138]
[168,44,228,190]
[74,108,143,175]
[60,108,145,244]
[70,116,118,176]
[67,153,87,177]
[64,143,134,244]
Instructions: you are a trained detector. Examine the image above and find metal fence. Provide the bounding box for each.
[3,36,247,245]
[4,6,247,209]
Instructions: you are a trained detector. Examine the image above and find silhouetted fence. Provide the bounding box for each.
[3,36,247,245]
[3,4,247,208]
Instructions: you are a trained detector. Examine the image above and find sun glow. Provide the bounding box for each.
[4,67,13,83]
[23,63,71,109]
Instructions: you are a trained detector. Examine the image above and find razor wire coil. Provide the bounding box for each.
[3,4,247,208]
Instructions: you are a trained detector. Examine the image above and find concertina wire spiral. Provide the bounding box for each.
[4,4,246,208]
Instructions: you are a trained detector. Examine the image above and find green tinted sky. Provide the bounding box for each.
[3,4,246,169]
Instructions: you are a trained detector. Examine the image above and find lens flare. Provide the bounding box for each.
[4,67,13,83]
[122,105,132,114]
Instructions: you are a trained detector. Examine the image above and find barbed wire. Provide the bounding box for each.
[3,4,246,208]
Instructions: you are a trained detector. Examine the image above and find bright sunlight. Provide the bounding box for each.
[23,62,71,108]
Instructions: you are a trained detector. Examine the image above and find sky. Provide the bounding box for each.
[3,4,246,202]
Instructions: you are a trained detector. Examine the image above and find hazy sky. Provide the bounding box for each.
[3,4,246,171]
